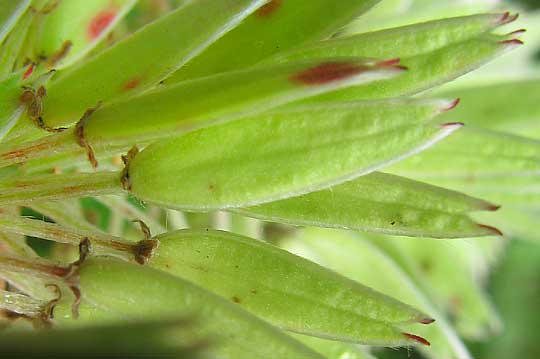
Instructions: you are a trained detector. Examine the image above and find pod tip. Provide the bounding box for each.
[403,333,431,346]
[478,224,504,237]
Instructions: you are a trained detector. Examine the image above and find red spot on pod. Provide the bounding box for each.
[88,10,117,40]
[22,64,34,80]
[478,224,504,236]
[403,333,431,346]
[123,77,141,91]
[291,62,370,85]
[256,0,283,18]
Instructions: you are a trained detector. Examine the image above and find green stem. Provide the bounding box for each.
[0,171,121,204]
[0,214,134,261]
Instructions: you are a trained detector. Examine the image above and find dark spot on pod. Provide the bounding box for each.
[250,289,258,295]
[232,296,241,304]
[255,0,282,18]
[420,259,432,273]
[290,62,369,85]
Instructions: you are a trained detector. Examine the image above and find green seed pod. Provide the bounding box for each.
[281,228,474,359]
[0,58,403,169]
[126,99,460,211]
[41,0,268,128]
[306,34,523,102]
[52,257,324,359]
[237,171,500,238]
[270,13,519,63]
[166,0,381,81]
[147,229,434,345]
[35,0,138,68]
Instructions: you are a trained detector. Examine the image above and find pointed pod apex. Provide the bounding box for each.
[440,122,465,129]
[403,333,431,346]
[419,317,436,325]
[497,12,519,25]
[478,224,504,237]
[507,29,527,37]
[443,98,461,112]
[500,39,524,47]
[376,58,401,67]
[485,203,502,212]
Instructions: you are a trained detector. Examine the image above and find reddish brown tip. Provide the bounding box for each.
[403,333,431,346]
[507,28,527,36]
[376,58,401,67]
[443,98,461,112]
[478,224,504,236]
[419,317,436,325]
[22,64,34,80]
[485,203,502,212]
[441,122,465,129]
[291,62,370,85]
[497,12,519,25]
[500,39,524,46]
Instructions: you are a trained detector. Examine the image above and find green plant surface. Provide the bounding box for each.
[0,319,206,358]
[149,229,431,345]
[0,0,537,357]
[281,228,473,359]
[0,73,24,140]
[387,128,540,210]
[237,171,499,238]
[303,34,522,102]
[370,235,503,340]
[126,101,459,210]
[270,13,517,63]
[292,334,376,359]
[166,0,381,81]
[34,0,138,68]
[0,58,404,168]
[51,256,328,359]
[35,0,267,131]
[0,0,31,44]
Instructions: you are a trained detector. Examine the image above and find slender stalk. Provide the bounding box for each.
[0,171,121,204]
[0,255,71,279]
[0,130,81,169]
[0,214,134,261]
